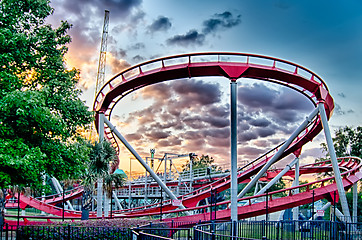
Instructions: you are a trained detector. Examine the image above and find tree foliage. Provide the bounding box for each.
[0,0,93,191]
[318,126,362,218]
[82,141,125,197]
[321,126,362,158]
[182,154,222,172]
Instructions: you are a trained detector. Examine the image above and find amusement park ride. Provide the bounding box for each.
[4,52,362,227]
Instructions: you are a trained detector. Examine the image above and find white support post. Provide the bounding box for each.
[96,178,103,217]
[318,102,351,222]
[41,174,46,215]
[230,80,238,235]
[309,202,331,220]
[102,116,190,215]
[97,112,105,218]
[293,158,300,222]
[253,181,259,196]
[189,157,193,191]
[112,191,122,210]
[255,157,299,197]
[52,177,74,211]
[353,183,357,223]
[104,192,110,217]
[164,156,167,183]
[238,107,319,199]
[145,158,148,203]
[128,158,131,209]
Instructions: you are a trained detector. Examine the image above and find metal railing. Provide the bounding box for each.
[15,224,131,240]
[133,221,196,240]
[195,220,362,240]
[1,223,18,240]
[4,219,362,240]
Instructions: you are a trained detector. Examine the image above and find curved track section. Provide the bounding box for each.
[5,187,84,209]
[5,157,361,226]
[91,52,336,216]
[5,53,350,226]
[115,157,362,219]
[93,52,334,156]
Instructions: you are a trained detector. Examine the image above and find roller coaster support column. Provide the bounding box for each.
[238,107,319,199]
[51,177,75,211]
[102,116,190,215]
[293,158,300,222]
[255,157,299,197]
[318,102,351,222]
[97,112,105,218]
[353,183,357,223]
[230,80,238,235]
[112,191,122,210]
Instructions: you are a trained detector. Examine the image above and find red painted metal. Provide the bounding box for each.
[4,158,361,225]
[7,53,357,226]
[93,53,333,160]
[5,187,83,209]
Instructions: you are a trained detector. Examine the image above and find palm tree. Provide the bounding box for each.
[82,140,125,218]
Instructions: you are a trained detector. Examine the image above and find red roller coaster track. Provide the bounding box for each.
[5,53,361,226]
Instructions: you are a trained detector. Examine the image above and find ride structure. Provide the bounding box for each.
[93,52,360,223]
[5,52,361,226]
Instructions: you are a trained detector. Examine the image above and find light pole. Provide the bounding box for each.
[62,183,65,221]
[150,149,155,171]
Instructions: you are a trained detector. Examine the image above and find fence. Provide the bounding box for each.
[132,221,195,240]
[3,220,362,240]
[132,227,192,240]
[195,220,362,240]
[0,223,17,240]
[2,224,131,240]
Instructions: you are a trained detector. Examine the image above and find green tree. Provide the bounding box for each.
[0,0,93,191]
[82,141,125,216]
[320,126,362,158]
[318,126,362,220]
[317,126,362,179]
[182,154,222,172]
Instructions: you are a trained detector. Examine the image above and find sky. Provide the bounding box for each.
[47,0,362,175]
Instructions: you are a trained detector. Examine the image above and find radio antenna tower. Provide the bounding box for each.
[95,10,110,96]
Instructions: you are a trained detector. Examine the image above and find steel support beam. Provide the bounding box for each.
[238,107,319,199]
[318,102,351,222]
[353,183,357,223]
[293,158,300,221]
[230,81,238,225]
[97,112,105,217]
[112,191,122,210]
[51,177,74,211]
[255,157,299,197]
[102,116,189,214]
[309,202,331,220]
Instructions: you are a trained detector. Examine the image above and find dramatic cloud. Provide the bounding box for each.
[238,83,314,124]
[172,80,221,106]
[129,43,146,50]
[250,118,271,127]
[147,16,172,33]
[338,93,346,98]
[117,79,315,165]
[132,55,146,63]
[108,53,131,74]
[166,30,205,47]
[202,11,241,34]
[333,103,355,116]
[52,0,142,20]
[166,11,241,48]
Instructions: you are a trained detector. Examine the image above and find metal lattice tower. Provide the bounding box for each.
[95,10,110,96]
